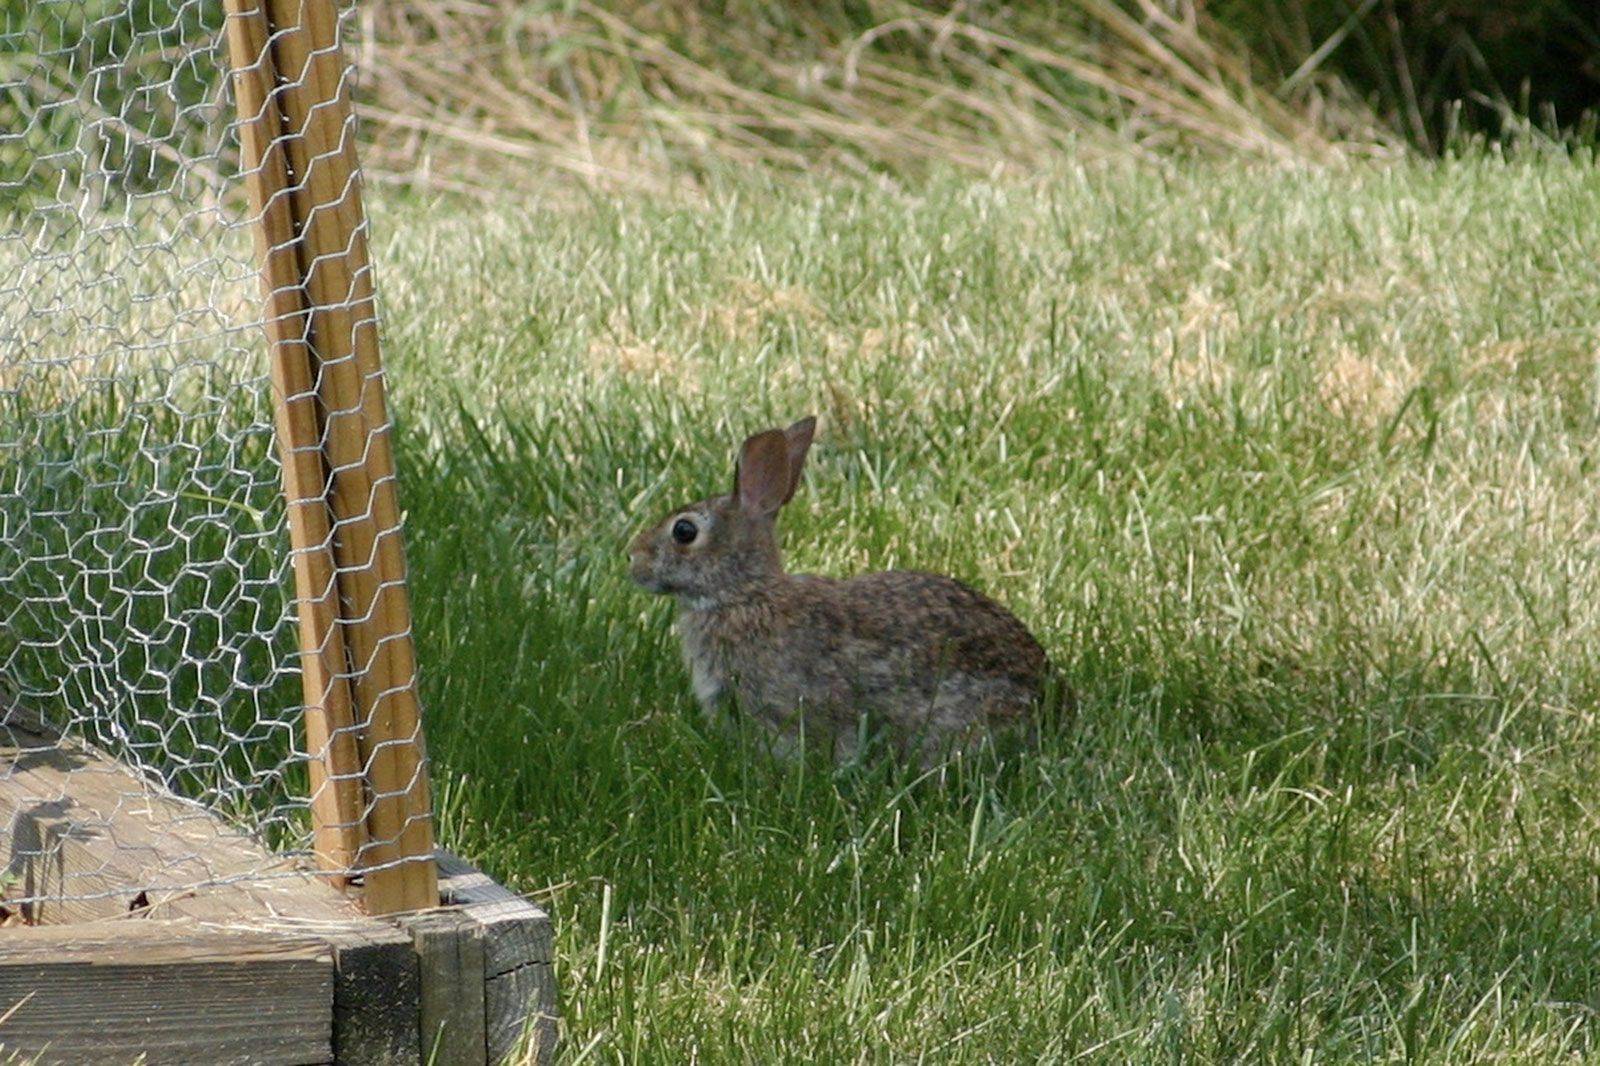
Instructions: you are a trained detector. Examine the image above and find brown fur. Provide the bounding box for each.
[629,417,1053,766]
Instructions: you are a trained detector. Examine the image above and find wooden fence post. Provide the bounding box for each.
[223,0,366,886]
[223,0,438,913]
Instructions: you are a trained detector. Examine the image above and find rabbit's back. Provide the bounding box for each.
[816,570,1048,688]
[685,569,1049,763]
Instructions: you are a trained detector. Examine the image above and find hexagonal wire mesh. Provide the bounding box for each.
[0,0,435,920]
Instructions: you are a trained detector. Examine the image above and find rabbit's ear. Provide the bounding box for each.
[735,429,793,516]
[780,416,816,505]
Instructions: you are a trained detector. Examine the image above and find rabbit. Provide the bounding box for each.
[629,416,1057,767]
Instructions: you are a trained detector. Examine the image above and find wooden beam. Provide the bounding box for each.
[0,725,555,1064]
[408,910,488,1065]
[0,719,364,926]
[221,0,366,883]
[222,0,437,912]
[437,852,560,1063]
[256,0,438,915]
[0,923,333,1066]
[328,923,424,1066]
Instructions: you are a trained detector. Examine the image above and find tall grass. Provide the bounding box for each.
[371,153,1600,1060]
[356,0,1397,196]
[1215,0,1600,152]
[6,0,1591,208]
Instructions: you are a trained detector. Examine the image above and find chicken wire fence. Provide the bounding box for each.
[0,0,435,918]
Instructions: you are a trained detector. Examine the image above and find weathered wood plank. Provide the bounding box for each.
[406,910,488,1066]
[0,923,333,1065]
[437,852,559,1064]
[0,705,554,1065]
[488,965,560,1066]
[0,719,361,926]
[330,923,424,1066]
[437,852,556,973]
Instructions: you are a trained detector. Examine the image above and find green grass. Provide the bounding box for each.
[374,154,1600,1062]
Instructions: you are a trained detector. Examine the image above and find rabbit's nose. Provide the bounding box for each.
[627,550,661,591]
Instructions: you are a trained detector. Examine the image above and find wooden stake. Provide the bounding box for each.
[223,0,365,884]
[224,0,437,912]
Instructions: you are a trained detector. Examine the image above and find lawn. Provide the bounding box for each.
[374,155,1600,1062]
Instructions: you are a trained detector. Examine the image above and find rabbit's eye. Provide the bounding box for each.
[671,518,699,545]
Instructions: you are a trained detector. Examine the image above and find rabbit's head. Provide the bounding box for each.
[629,417,816,606]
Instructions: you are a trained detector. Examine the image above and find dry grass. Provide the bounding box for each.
[1317,346,1419,424]
[354,0,1400,196]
